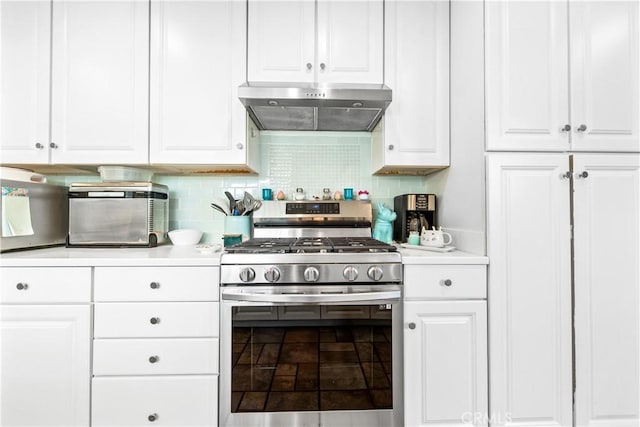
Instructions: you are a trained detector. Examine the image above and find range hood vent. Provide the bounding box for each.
[238,82,392,132]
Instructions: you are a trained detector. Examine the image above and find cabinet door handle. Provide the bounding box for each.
[148,355,159,363]
[236,143,244,150]
[35,142,44,149]
[560,171,571,179]
[306,62,312,70]
[320,62,326,71]
[408,322,416,330]
[149,317,160,325]
[148,413,158,422]
[443,279,453,287]
[561,124,571,132]
[576,124,587,132]
[576,171,589,179]
[388,144,394,151]
[16,283,29,290]
[149,282,160,289]
[49,142,58,149]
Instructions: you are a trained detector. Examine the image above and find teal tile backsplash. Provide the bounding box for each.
[53,132,433,243]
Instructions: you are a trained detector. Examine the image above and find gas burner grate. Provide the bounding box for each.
[224,237,397,254]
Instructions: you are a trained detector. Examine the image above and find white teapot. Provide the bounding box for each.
[420,226,453,247]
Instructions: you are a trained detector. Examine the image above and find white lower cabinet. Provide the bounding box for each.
[403,264,488,427]
[91,266,220,427]
[92,376,218,426]
[0,267,91,427]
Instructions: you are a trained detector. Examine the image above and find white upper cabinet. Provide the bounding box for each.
[569,2,639,152]
[486,0,639,152]
[51,0,149,164]
[373,0,449,174]
[315,0,383,84]
[247,0,315,83]
[0,0,51,163]
[247,0,383,84]
[150,1,258,169]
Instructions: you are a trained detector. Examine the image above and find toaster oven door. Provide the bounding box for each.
[68,197,155,246]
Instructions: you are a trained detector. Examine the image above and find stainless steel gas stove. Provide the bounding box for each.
[219,201,403,427]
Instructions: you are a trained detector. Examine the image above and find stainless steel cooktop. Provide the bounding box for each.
[220,200,402,285]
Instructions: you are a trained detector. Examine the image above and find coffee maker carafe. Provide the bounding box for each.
[393,194,437,243]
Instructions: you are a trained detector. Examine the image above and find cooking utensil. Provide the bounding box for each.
[210,203,228,216]
[225,191,236,212]
[235,200,245,216]
[243,191,254,212]
[243,199,262,215]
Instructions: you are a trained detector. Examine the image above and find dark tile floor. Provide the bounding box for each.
[231,326,393,413]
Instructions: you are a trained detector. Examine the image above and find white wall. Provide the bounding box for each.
[428,0,486,254]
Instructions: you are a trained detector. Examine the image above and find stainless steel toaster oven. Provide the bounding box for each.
[67,182,168,247]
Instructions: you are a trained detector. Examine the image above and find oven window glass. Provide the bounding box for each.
[230,304,393,413]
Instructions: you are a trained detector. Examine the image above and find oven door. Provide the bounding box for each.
[220,285,403,427]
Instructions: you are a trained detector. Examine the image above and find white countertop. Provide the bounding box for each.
[397,245,488,265]
[1,244,488,267]
[0,245,222,267]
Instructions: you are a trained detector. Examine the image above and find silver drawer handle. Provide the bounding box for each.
[148,413,158,422]
[149,355,159,363]
[442,279,453,287]
[408,322,416,330]
[149,317,160,325]
[149,282,160,289]
[16,283,29,290]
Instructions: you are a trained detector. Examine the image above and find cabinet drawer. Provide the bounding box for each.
[93,338,218,375]
[94,266,219,302]
[0,267,91,303]
[92,375,217,426]
[404,265,486,299]
[94,302,218,338]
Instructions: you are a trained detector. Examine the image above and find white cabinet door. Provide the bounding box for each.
[0,0,50,163]
[247,0,315,83]
[486,153,573,427]
[150,1,255,167]
[573,154,640,427]
[51,0,148,164]
[316,0,383,84]
[486,1,639,153]
[247,0,382,84]
[404,300,488,427]
[485,0,570,151]
[569,2,640,152]
[0,305,91,426]
[375,0,449,173]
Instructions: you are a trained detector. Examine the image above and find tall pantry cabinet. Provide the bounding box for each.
[485,2,640,427]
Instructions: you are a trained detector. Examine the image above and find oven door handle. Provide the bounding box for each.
[222,289,401,304]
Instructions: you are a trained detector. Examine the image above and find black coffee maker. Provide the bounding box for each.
[393,194,437,243]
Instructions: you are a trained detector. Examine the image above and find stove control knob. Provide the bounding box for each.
[343,266,359,281]
[303,266,320,282]
[239,267,256,282]
[264,266,281,283]
[367,266,384,281]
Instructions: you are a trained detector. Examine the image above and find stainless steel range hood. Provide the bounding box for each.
[238,82,392,132]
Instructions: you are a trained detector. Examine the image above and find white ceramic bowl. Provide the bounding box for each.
[168,229,203,246]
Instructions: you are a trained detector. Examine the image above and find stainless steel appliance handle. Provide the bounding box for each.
[222,288,400,304]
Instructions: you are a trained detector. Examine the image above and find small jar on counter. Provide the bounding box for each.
[294,188,306,201]
[322,188,332,200]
